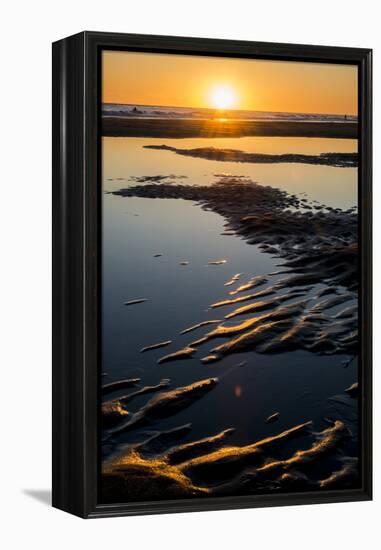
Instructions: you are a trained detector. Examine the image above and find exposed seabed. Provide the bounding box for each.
[101,174,358,502]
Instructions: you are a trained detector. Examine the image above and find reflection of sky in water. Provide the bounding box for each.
[102,132,358,452]
[103,136,358,209]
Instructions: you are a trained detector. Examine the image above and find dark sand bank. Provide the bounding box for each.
[144,145,358,167]
[102,117,357,139]
[112,178,357,274]
[112,177,358,360]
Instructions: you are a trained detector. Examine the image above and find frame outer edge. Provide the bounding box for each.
[52,37,65,512]
[359,49,372,500]
[52,32,88,518]
[53,32,373,518]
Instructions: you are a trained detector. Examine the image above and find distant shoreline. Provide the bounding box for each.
[102,117,358,139]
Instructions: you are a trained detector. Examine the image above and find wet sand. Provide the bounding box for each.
[112,177,358,361]
[101,374,358,502]
[103,117,357,139]
[102,131,359,503]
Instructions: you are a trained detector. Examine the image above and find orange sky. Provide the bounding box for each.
[102,50,358,115]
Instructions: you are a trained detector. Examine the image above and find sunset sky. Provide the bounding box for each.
[102,51,358,116]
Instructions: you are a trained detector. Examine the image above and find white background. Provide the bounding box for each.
[1,1,378,548]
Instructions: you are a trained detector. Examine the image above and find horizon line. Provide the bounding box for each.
[102,101,358,118]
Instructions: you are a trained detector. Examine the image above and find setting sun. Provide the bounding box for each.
[208,85,236,110]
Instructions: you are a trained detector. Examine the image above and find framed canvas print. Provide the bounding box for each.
[52,32,372,518]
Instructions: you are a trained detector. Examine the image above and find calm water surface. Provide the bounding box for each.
[103,136,358,208]
[102,135,358,452]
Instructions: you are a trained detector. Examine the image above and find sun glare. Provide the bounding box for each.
[209,85,236,110]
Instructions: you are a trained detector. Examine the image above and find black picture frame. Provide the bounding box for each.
[52,31,372,519]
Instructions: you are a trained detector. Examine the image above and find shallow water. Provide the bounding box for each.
[103,136,357,209]
[102,135,358,461]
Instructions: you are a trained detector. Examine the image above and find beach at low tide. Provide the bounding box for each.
[100,120,359,503]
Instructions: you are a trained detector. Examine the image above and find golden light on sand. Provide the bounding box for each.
[208,85,236,110]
